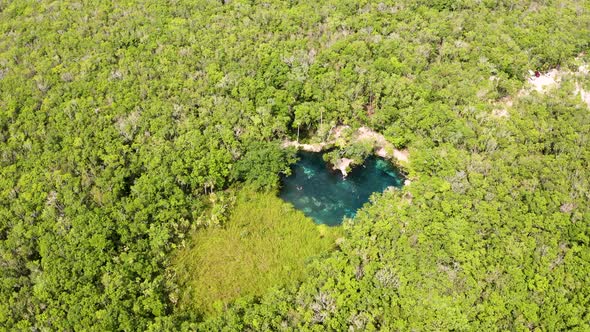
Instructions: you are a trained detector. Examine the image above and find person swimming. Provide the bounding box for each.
[296,185,303,191]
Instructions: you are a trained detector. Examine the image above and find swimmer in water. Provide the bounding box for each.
[296,185,303,191]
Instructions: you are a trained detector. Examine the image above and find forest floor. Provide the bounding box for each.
[527,68,561,92]
[493,59,589,118]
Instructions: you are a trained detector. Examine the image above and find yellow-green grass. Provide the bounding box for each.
[171,189,341,316]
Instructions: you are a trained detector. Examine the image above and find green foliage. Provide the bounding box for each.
[231,142,297,190]
[323,139,374,171]
[0,0,588,330]
[170,189,341,317]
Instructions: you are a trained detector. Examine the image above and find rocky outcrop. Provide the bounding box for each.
[332,158,354,177]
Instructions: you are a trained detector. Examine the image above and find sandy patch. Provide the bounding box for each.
[375,147,388,158]
[331,125,350,139]
[491,95,512,118]
[357,126,387,145]
[500,63,588,115]
[499,96,514,108]
[357,127,409,162]
[528,69,561,92]
[283,125,351,152]
[392,149,410,162]
[492,108,509,118]
[522,64,589,109]
[282,140,326,152]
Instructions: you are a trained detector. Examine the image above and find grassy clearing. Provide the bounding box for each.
[171,189,341,316]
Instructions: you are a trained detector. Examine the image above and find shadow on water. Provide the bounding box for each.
[279,151,404,226]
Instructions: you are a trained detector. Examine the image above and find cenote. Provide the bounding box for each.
[279,152,404,226]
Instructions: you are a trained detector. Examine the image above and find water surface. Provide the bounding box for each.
[279,152,404,226]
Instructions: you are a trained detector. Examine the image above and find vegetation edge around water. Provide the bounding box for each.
[283,125,410,178]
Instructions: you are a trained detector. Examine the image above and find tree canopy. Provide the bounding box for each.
[0,0,589,330]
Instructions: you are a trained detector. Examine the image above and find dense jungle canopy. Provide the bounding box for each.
[1,0,589,330]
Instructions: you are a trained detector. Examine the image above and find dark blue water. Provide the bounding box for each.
[279,152,404,226]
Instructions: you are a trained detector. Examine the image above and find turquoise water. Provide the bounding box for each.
[279,152,404,226]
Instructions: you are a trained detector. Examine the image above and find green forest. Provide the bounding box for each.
[1,0,589,330]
